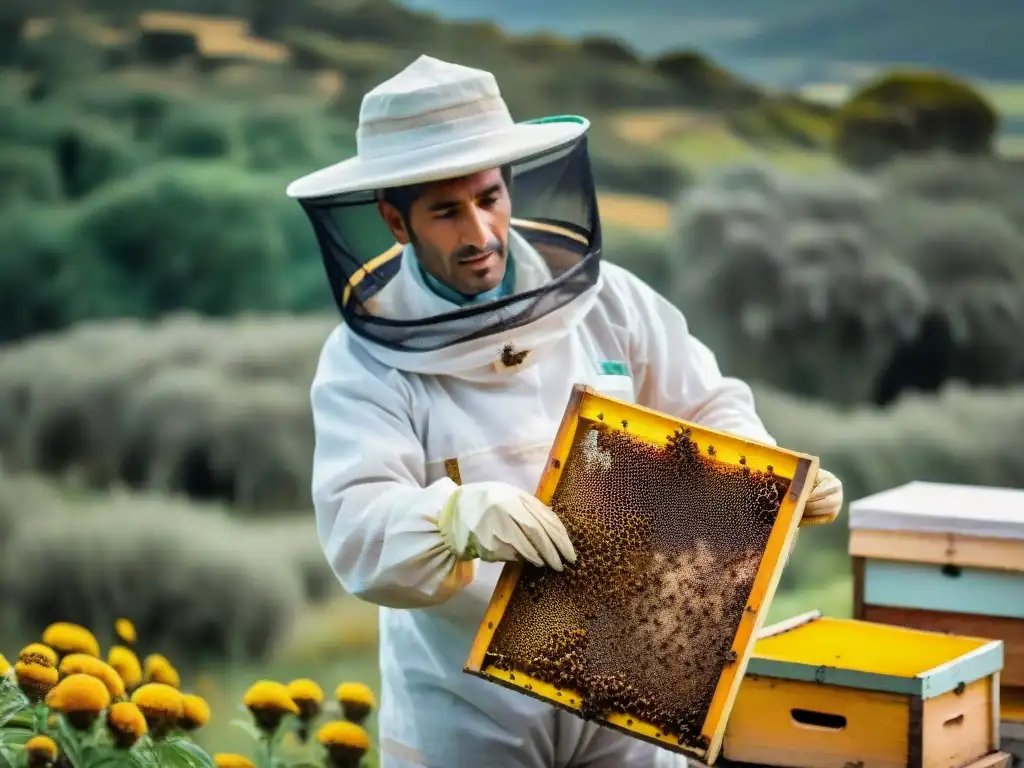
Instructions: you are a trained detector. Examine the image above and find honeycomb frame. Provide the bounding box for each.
[463,385,818,764]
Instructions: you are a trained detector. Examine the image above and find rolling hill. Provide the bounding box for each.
[397,0,1024,85]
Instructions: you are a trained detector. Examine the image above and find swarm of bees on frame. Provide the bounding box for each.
[484,423,790,748]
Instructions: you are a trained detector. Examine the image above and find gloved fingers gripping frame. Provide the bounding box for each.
[296,117,602,353]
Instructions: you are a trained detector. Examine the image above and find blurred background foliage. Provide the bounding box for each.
[2,0,1024,760]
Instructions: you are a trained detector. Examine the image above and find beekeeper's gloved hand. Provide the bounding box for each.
[800,467,843,526]
[437,481,577,570]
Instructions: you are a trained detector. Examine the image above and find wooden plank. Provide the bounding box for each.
[863,560,1024,619]
[921,676,993,768]
[862,605,1024,687]
[756,610,822,640]
[849,529,1024,573]
[960,752,1013,768]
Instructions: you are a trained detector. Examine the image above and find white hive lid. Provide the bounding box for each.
[848,480,1024,540]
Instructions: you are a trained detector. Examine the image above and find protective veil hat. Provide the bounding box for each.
[286,54,587,198]
[286,55,602,372]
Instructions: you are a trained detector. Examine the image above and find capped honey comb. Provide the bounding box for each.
[465,385,817,764]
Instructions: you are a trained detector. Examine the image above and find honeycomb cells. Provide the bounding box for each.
[485,424,791,747]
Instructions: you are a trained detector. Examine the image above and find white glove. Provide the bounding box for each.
[800,467,843,526]
[436,481,577,570]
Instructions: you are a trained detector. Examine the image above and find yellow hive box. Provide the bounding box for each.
[722,610,1007,768]
[464,384,819,764]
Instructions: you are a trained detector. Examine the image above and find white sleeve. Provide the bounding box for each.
[310,333,471,609]
[623,271,777,445]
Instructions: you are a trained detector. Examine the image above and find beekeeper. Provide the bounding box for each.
[288,55,843,768]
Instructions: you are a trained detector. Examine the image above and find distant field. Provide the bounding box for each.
[598,191,671,232]
[980,82,1024,115]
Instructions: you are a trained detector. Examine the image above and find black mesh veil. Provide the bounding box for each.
[296,117,602,353]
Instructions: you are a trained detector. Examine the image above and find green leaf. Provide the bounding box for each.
[0,727,36,746]
[0,742,20,768]
[166,738,215,768]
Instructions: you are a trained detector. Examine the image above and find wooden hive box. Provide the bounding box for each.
[721,610,1008,768]
[464,385,819,765]
[848,480,1024,738]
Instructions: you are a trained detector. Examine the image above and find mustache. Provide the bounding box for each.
[454,240,504,262]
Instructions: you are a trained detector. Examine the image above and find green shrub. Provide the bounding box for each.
[833,69,998,170]
[70,161,297,316]
[0,315,333,512]
[0,205,85,342]
[0,481,305,665]
[669,160,1024,404]
[157,108,238,159]
[0,147,61,204]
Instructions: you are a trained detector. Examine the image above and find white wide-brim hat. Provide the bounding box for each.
[286,55,589,200]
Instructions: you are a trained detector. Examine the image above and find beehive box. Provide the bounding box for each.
[463,384,818,764]
[848,481,1024,720]
[722,610,1007,768]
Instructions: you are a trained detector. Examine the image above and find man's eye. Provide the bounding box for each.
[479,196,499,207]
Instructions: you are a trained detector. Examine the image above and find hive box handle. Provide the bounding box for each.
[791,708,847,730]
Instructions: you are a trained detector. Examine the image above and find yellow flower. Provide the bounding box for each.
[214,755,255,768]
[130,682,184,738]
[107,646,142,692]
[107,702,148,748]
[18,643,58,668]
[287,678,324,722]
[41,623,100,658]
[114,618,136,645]
[0,653,10,677]
[317,720,371,768]
[25,735,58,768]
[142,653,180,688]
[242,680,299,733]
[46,674,111,730]
[15,661,59,702]
[59,654,126,699]
[179,694,211,731]
[335,681,376,725]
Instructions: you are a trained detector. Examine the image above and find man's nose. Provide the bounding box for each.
[458,206,492,249]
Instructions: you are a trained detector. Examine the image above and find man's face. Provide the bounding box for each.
[378,168,511,297]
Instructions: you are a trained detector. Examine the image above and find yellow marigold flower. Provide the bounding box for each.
[287,679,324,722]
[142,654,180,689]
[59,654,126,699]
[46,674,111,730]
[18,643,57,668]
[335,682,376,725]
[130,682,183,738]
[114,618,136,645]
[0,653,10,677]
[317,720,371,768]
[242,680,299,733]
[15,661,59,702]
[179,694,211,731]
[107,701,148,748]
[107,646,142,692]
[25,735,58,768]
[41,623,100,658]
[214,755,255,768]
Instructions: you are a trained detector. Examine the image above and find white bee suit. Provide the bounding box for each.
[291,53,791,768]
[310,234,776,768]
